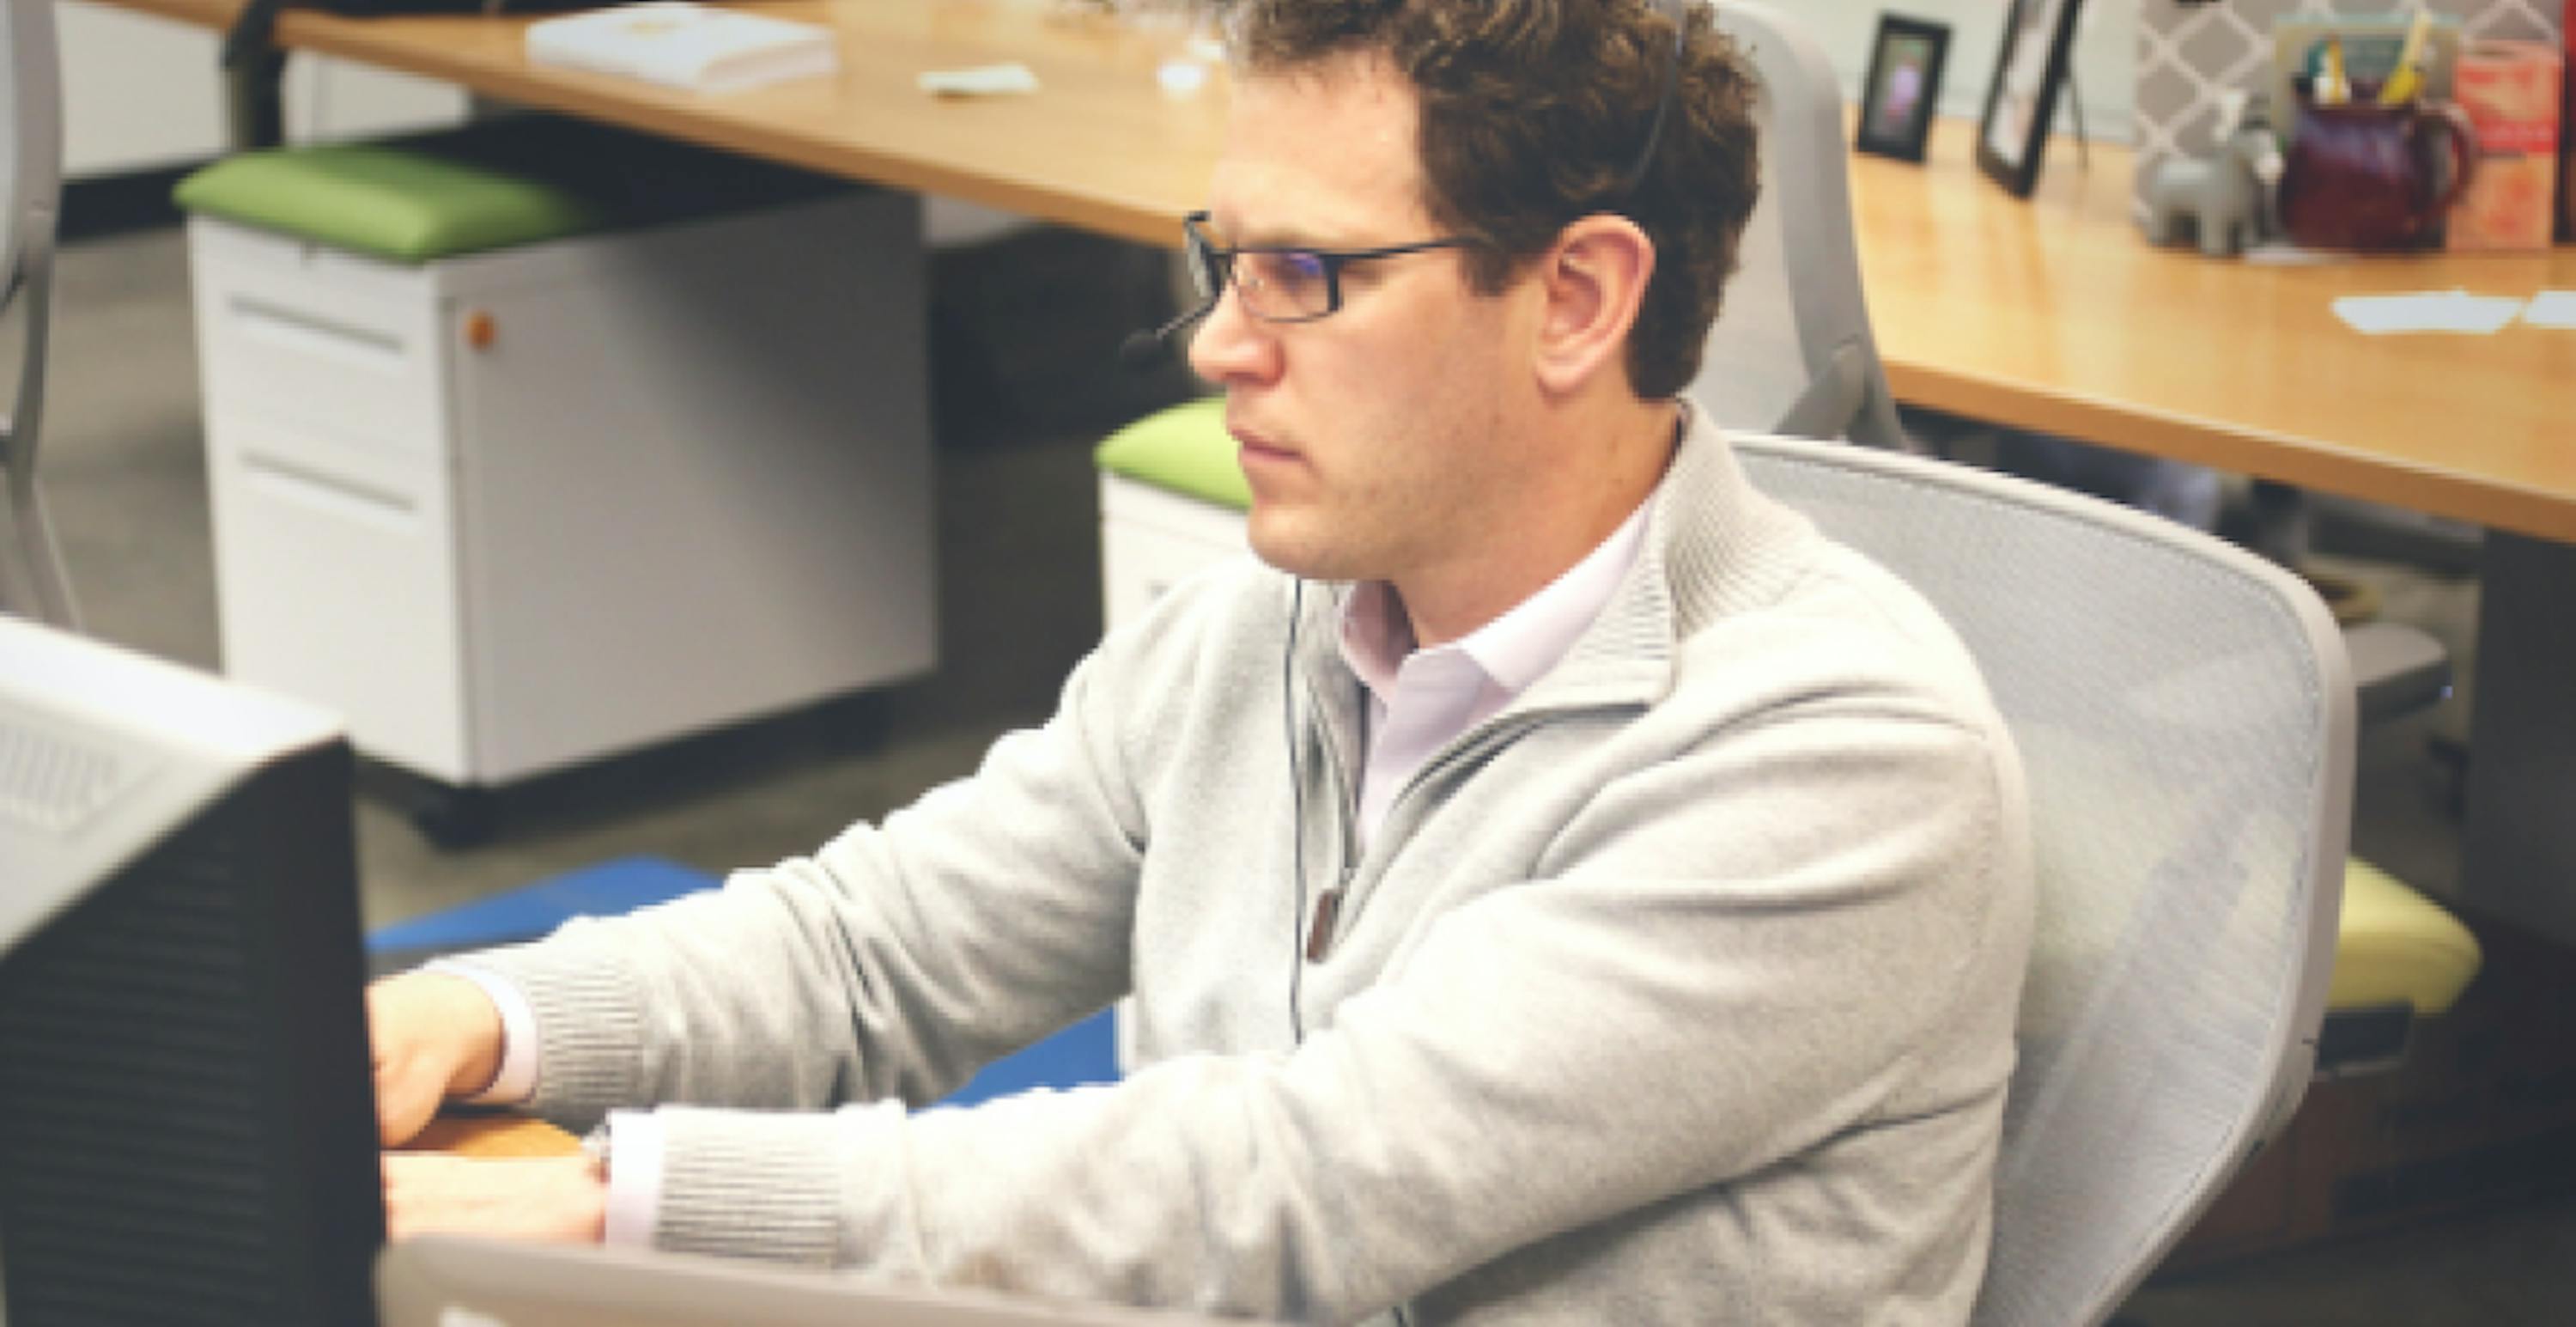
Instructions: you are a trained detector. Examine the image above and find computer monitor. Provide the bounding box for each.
[0,613,384,1325]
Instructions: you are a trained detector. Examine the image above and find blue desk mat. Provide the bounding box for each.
[367,855,1121,1106]
[368,855,716,957]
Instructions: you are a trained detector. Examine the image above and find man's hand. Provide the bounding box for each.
[382,1154,606,1245]
[368,970,507,1147]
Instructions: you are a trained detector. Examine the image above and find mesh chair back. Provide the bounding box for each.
[1735,435,2352,1327]
[1693,3,1907,450]
[0,0,73,625]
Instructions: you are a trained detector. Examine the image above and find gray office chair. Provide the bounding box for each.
[1692,2,1909,451]
[0,0,75,626]
[1734,434,2353,1327]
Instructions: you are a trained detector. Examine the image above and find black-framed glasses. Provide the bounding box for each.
[1183,211,1485,324]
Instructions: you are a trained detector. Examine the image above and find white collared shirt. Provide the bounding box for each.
[1336,494,1652,853]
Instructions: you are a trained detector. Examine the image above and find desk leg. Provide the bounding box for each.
[2462,532,2576,947]
[224,47,289,151]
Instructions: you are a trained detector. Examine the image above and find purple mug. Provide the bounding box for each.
[2276,100,2479,250]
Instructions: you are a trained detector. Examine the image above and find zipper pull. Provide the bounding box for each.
[1304,886,1344,962]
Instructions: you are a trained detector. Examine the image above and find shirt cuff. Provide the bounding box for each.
[423,959,540,1105]
[601,1110,667,1250]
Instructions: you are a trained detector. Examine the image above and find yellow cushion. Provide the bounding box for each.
[2328,859,2482,1016]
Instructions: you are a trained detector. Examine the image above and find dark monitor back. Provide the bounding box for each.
[0,736,384,1325]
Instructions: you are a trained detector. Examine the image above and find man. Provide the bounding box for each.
[374,2,2033,1322]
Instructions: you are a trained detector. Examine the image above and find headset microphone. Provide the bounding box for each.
[1117,295,1218,372]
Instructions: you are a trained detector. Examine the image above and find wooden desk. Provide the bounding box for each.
[109,0,2573,539]
[96,0,2576,938]
[111,0,1224,249]
[406,1114,582,1159]
[1855,119,2576,545]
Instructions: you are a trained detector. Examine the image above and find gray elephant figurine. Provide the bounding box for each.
[2142,90,2285,257]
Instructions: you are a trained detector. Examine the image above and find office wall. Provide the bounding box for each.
[1794,0,2138,141]
[60,1,465,178]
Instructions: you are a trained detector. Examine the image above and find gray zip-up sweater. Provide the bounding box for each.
[461,412,2034,1325]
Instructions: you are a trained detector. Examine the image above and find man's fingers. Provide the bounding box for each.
[367,971,503,1146]
[374,1049,446,1147]
[377,1083,434,1147]
[380,1154,607,1245]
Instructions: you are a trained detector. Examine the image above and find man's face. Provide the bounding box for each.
[1190,52,1546,591]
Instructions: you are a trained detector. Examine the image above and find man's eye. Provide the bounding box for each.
[1247,252,1330,295]
[1279,252,1329,284]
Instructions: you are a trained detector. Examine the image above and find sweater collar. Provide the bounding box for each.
[1291,402,1819,717]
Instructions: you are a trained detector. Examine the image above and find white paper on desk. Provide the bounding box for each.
[2333,289,2527,336]
[2524,291,2576,330]
[526,3,838,94]
[917,64,1041,97]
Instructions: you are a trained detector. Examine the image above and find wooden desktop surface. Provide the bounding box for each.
[404,1113,582,1158]
[1856,119,2576,545]
[110,0,2576,539]
[112,0,1225,249]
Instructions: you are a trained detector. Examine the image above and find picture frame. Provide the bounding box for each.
[1856,14,1950,163]
[1976,0,2087,198]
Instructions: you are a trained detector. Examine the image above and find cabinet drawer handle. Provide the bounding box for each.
[242,451,419,535]
[227,295,407,370]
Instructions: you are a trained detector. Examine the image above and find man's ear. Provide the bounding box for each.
[1531,215,1656,397]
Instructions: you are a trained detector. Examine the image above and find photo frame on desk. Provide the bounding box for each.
[1976,0,2087,197]
[1856,14,1950,163]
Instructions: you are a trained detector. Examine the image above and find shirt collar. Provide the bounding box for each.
[1337,491,1656,705]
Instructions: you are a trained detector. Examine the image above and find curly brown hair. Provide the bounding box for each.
[1224,0,1762,399]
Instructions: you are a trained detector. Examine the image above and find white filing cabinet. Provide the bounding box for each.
[1097,473,1251,631]
[190,192,936,789]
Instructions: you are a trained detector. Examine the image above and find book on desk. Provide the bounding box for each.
[526,1,838,94]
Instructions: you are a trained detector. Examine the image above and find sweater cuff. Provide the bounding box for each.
[653,1106,868,1266]
[448,930,647,1129]
[422,959,539,1105]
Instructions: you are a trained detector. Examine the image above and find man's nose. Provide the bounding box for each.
[1187,285,1279,385]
